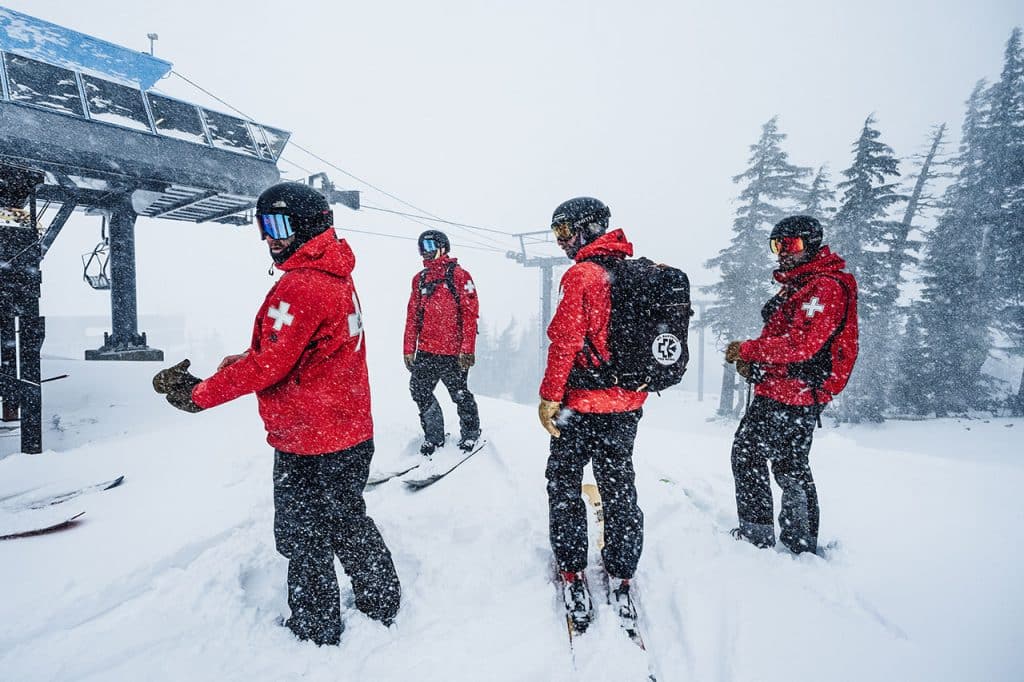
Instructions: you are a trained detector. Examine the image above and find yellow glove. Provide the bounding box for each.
[538,399,562,438]
[725,341,743,364]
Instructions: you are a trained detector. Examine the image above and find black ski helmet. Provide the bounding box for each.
[770,215,823,253]
[256,182,334,263]
[551,197,611,245]
[418,230,450,257]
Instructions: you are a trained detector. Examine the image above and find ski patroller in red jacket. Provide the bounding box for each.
[540,229,648,414]
[403,255,479,356]
[738,246,859,407]
[192,229,373,455]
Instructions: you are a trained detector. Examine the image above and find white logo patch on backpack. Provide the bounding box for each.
[652,333,683,366]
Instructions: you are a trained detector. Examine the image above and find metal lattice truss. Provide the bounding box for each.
[135,185,253,225]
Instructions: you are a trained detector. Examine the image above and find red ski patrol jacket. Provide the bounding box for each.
[540,229,648,414]
[738,246,859,407]
[192,230,373,455]
[403,255,479,356]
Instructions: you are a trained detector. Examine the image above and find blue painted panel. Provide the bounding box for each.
[0,6,171,89]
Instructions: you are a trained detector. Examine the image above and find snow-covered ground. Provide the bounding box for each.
[1,354,1021,682]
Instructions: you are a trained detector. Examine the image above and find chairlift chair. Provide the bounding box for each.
[82,218,111,290]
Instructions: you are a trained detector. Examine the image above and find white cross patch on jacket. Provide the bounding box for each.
[268,301,294,330]
[802,297,825,318]
[349,292,364,351]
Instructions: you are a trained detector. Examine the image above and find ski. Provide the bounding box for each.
[581,483,659,681]
[403,440,487,491]
[365,463,424,489]
[17,475,125,511]
[0,511,85,540]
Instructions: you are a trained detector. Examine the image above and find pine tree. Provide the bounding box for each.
[703,117,809,415]
[886,124,950,411]
[803,165,837,223]
[916,83,996,415]
[986,28,1024,414]
[830,115,905,421]
[889,302,933,416]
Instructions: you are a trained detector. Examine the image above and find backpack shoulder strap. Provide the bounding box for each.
[445,262,464,346]
[414,268,430,337]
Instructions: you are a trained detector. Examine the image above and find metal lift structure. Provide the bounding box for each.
[0,7,356,453]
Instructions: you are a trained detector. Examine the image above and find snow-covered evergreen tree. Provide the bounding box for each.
[803,165,837,223]
[915,83,996,415]
[886,124,950,411]
[889,302,934,416]
[703,117,809,415]
[986,28,1024,414]
[830,115,905,421]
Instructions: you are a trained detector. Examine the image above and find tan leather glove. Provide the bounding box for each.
[736,359,752,380]
[538,399,562,438]
[458,353,475,371]
[404,353,415,371]
[725,341,743,364]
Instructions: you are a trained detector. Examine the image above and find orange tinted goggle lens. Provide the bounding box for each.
[551,222,574,240]
[770,236,805,254]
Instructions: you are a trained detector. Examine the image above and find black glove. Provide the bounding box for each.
[153,359,204,413]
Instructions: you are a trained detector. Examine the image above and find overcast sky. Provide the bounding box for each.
[3,0,1022,338]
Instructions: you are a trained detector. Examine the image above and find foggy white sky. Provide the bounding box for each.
[3,0,1022,341]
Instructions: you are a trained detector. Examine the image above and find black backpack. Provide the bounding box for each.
[567,256,692,393]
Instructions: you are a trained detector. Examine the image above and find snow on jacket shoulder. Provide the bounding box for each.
[403,256,479,356]
[738,246,859,407]
[540,229,647,414]
[192,230,373,455]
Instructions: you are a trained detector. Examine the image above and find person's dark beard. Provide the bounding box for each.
[270,239,301,265]
[558,234,583,259]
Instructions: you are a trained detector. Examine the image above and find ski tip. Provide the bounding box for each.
[104,476,126,490]
[402,476,439,491]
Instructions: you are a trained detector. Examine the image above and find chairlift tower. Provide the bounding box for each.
[505,230,566,376]
[0,8,357,453]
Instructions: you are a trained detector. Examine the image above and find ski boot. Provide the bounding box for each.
[420,438,444,457]
[561,571,593,633]
[457,431,481,452]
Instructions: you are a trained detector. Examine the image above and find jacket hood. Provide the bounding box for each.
[277,229,355,279]
[774,246,846,284]
[574,229,634,262]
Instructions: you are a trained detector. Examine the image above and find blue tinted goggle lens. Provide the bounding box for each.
[258,214,294,240]
[420,238,437,254]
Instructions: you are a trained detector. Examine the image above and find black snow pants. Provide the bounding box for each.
[731,396,820,553]
[546,409,644,579]
[273,439,401,645]
[409,351,480,445]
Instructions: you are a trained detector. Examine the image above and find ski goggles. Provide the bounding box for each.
[551,222,575,240]
[419,238,439,255]
[258,213,295,240]
[769,236,805,255]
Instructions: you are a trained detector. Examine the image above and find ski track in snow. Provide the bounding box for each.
[0,359,1022,681]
